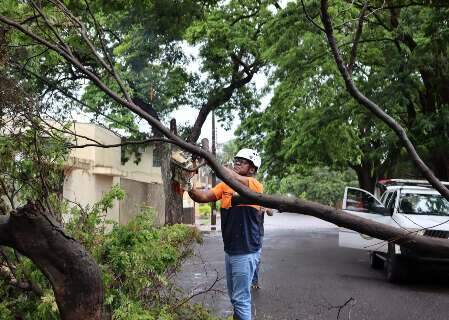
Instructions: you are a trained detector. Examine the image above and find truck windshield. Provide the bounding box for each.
[399,194,449,216]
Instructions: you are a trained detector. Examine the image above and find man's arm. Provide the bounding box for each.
[188,188,217,203]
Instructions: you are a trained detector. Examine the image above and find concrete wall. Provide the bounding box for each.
[121,146,162,184]
[119,179,165,226]
[63,123,165,226]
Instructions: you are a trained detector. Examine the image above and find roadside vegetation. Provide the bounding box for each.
[0,185,215,320]
[1,0,448,319]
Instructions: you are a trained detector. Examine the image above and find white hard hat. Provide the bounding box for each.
[235,148,261,169]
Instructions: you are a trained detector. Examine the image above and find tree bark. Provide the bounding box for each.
[353,164,376,194]
[160,143,183,225]
[0,203,103,320]
[161,119,183,225]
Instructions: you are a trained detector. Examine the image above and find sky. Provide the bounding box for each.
[170,72,271,147]
[169,42,272,147]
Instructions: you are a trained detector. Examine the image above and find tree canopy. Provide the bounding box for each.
[1,0,449,319]
[236,0,449,193]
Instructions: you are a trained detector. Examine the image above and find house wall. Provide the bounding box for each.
[63,123,165,225]
[119,179,165,226]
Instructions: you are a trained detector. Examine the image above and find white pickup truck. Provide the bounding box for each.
[339,179,449,282]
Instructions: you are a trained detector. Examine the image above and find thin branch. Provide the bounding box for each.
[29,0,73,55]
[231,1,261,26]
[328,297,355,320]
[21,47,50,71]
[68,137,174,149]
[0,177,15,209]
[20,14,39,25]
[32,130,54,215]
[14,65,142,136]
[353,0,449,10]
[347,2,368,74]
[171,159,207,173]
[84,0,116,72]
[170,272,224,311]
[49,0,131,102]
[300,0,325,32]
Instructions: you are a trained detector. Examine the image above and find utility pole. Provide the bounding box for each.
[211,111,217,230]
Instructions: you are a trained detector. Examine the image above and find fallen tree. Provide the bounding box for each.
[1,1,449,318]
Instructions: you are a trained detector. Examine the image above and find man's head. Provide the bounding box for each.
[233,148,261,176]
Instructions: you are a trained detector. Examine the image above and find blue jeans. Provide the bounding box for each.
[252,237,263,285]
[225,251,260,320]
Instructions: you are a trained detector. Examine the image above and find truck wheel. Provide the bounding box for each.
[369,252,384,270]
[385,244,407,283]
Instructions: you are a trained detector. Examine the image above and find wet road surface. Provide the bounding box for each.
[177,212,449,319]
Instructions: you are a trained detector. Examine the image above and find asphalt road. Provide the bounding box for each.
[177,212,449,320]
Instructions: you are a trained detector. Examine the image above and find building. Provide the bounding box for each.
[63,123,166,225]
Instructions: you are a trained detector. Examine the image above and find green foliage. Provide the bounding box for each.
[217,139,239,166]
[266,167,358,206]
[0,106,69,215]
[0,185,216,320]
[198,204,211,218]
[236,0,449,189]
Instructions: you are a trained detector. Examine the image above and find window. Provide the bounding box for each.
[346,189,380,212]
[382,192,394,207]
[152,147,161,167]
[386,191,397,209]
[399,194,449,216]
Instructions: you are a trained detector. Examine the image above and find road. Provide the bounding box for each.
[177,212,449,320]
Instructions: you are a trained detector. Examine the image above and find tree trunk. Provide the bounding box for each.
[0,203,103,320]
[160,143,183,225]
[160,119,183,225]
[353,163,376,193]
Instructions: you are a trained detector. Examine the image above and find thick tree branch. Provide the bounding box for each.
[319,0,449,201]
[3,9,449,261]
[0,203,103,319]
[187,71,255,143]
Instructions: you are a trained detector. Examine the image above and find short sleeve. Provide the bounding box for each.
[212,182,225,200]
[248,178,263,193]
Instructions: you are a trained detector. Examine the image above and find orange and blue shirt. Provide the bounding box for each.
[212,178,263,255]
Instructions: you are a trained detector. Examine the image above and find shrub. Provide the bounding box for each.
[0,187,217,320]
[199,204,211,218]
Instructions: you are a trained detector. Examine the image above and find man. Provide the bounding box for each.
[188,148,263,320]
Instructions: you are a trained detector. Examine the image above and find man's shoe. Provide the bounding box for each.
[251,282,260,289]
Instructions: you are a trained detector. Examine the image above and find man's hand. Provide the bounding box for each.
[188,184,217,203]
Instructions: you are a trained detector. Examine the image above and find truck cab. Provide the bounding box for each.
[339,179,449,282]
